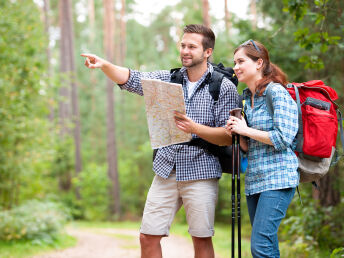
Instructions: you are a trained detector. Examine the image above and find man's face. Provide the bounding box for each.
[179,33,210,68]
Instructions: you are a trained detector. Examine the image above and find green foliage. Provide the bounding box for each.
[176,0,203,27]
[0,233,76,258]
[0,200,70,243]
[282,0,343,70]
[73,163,111,220]
[0,0,54,208]
[50,137,75,191]
[280,198,344,255]
[118,141,154,217]
[331,247,344,258]
[282,0,309,20]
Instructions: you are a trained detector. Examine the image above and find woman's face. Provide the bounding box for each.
[233,48,261,85]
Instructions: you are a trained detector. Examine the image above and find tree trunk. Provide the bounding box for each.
[88,0,95,43]
[88,0,97,112]
[59,0,82,194]
[43,0,54,121]
[103,0,121,217]
[68,7,82,182]
[341,44,344,105]
[319,165,340,206]
[224,0,231,35]
[119,0,126,139]
[59,0,71,138]
[120,0,126,66]
[250,0,257,29]
[202,0,210,28]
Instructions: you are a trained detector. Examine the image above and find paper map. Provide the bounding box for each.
[141,79,192,149]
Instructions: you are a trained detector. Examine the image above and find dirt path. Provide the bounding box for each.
[32,227,197,258]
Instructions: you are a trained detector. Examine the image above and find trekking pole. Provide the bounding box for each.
[231,132,236,258]
[230,108,242,258]
[236,133,241,258]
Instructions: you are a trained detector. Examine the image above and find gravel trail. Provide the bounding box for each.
[32,227,197,258]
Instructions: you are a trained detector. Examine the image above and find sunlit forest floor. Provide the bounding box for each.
[0,221,250,258]
[31,223,195,258]
[0,220,332,258]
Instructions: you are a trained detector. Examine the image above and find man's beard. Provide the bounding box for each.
[181,53,205,68]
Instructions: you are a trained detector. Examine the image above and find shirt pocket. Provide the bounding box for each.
[251,102,273,131]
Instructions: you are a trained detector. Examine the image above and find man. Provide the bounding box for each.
[82,24,239,258]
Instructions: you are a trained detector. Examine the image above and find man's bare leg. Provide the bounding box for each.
[192,236,215,258]
[140,233,163,258]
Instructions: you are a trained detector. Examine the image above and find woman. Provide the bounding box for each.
[226,40,299,258]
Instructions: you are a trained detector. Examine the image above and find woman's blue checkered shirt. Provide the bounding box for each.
[243,83,299,195]
[118,64,239,181]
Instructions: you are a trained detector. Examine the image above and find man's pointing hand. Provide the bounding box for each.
[81,53,106,69]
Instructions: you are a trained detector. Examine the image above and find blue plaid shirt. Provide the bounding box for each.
[243,82,299,195]
[118,64,239,181]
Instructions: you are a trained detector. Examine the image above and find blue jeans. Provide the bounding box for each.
[246,188,295,258]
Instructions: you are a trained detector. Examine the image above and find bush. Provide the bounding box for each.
[73,163,111,220]
[118,141,154,217]
[0,200,69,244]
[280,197,344,255]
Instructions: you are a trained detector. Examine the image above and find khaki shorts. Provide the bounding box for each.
[140,172,219,237]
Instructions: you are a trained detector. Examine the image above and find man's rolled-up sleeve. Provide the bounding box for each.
[214,78,239,128]
[118,69,170,96]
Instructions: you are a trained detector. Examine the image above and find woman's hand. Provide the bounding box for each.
[226,116,248,136]
[174,111,198,134]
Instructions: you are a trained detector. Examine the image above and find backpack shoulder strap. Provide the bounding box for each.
[170,68,225,103]
[287,84,303,152]
[336,110,344,159]
[170,68,183,85]
[266,83,303,152]
[265,84,274,117]
[208,70,224,102]
[238,94,244,109]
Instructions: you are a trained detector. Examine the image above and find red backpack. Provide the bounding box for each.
[266,80,344,183]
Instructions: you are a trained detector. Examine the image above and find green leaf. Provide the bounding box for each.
[330,247,344,258]
[315,14,325,24]
[320,43,328,53]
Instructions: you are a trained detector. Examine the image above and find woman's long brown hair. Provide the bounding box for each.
[234,40,288,95]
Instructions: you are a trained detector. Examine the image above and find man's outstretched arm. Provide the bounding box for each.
[81,53,129,85]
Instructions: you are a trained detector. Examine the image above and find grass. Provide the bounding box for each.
[213,223,252,258]
[0,233,76,258]
[168,220,252,258]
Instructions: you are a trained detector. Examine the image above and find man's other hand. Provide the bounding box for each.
[174,111,198,134]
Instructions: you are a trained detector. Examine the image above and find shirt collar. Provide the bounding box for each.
[242,82,274,99]
[180,62,213,84]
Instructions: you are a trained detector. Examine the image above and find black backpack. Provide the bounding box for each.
[170,62,238,102]
[153,63,243,174]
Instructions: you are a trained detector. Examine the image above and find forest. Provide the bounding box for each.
[0,0,343,257]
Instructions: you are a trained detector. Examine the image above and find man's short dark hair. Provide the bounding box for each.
[183,24,215,50]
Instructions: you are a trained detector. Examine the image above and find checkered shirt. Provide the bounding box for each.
[243,82,299,195]
[118,64,239,181]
